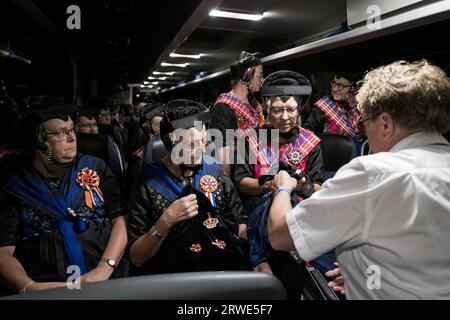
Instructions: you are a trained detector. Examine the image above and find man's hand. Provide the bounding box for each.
[273,171,297,193]
[326,263,345,295]
[253,261,273,274]
[160,194,198,227]
[80,263,114,283]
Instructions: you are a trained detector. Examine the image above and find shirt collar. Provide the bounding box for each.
[389,131,450,153]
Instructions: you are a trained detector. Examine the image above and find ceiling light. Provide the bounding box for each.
[147,85,154,88]
[140,85,146,88]
[143,81,150,84]
[153,71,175,75]
[161,62,188,68]
[209,9,265,21]
[169,53,201,59]
[147,76,167,80]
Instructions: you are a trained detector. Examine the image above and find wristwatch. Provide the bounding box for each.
[101,257,117,269]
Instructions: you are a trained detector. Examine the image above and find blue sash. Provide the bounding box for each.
[1,154,104,275]
[142,155,222,206]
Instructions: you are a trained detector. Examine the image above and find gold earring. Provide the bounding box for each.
[47,145,53,161]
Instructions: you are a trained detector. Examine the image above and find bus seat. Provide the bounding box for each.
[1,271,286,300]
[77,133,124,189]
[318,134,356,180]
[141,135,168,167]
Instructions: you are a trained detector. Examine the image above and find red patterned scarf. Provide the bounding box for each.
[315,96,361,137]
[215,93,269,169]
[279,127,321,172]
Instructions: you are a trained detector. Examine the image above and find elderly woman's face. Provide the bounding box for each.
[331,76,352,102]
[44,117,77,163]
[172,126,206,167]
[267,96,299,133]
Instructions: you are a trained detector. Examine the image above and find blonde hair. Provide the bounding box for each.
[357,60,450,133]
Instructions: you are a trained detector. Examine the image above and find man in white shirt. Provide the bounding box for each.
[267,60,450,299]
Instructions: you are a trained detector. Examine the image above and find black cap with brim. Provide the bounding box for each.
[261,70,312,107]
[35,103,79,122]
[164,99,210,130]
[143,104,165,121]
[261,85,312,97]
[169,111,210,130]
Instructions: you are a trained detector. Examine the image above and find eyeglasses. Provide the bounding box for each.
[269,106,298,117]
[46,126,78,141]
[330,80,351,91]
[360,113,381,124]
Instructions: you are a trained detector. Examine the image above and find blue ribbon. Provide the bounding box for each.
[1,154,103,275]
[144,155,222,204]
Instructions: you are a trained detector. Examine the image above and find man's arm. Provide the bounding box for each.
[267,171,298,252]
[269,160,367,262]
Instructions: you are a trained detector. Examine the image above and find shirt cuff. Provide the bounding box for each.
[286,209,315,262]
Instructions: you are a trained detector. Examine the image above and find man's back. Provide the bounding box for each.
[339,132,450,299]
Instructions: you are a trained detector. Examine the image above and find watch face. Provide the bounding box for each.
[107,259,116,267]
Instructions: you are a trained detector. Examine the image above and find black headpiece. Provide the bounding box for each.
[142,102,165,122]
[160,99,210,151]
[230,51,261,82]
[261,70,312,108]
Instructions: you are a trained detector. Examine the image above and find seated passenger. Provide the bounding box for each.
[128,102,164,183]
[234,71,324,299]
[268,60,450,299]
[128,99,250,274]
[85,98,126,158]
[304,71,363,153]
[0,97,129,295]
[77,109,99,134]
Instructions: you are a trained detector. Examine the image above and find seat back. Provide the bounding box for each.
[77,133,124,189]
[318,134,356,180]
[302,264,341,300]
[141,135,168,167]
[1,271,286,300]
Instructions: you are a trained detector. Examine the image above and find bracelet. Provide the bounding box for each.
[149,225,165,240]
[20,280,35,294]
[276,186,292,196]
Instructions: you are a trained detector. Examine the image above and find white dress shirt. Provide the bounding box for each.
[286,132,450,299]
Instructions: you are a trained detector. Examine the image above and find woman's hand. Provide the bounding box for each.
[80,263,114,283]
[260,180,277,194]
[160,194,198,228]
[253,261,273,274]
